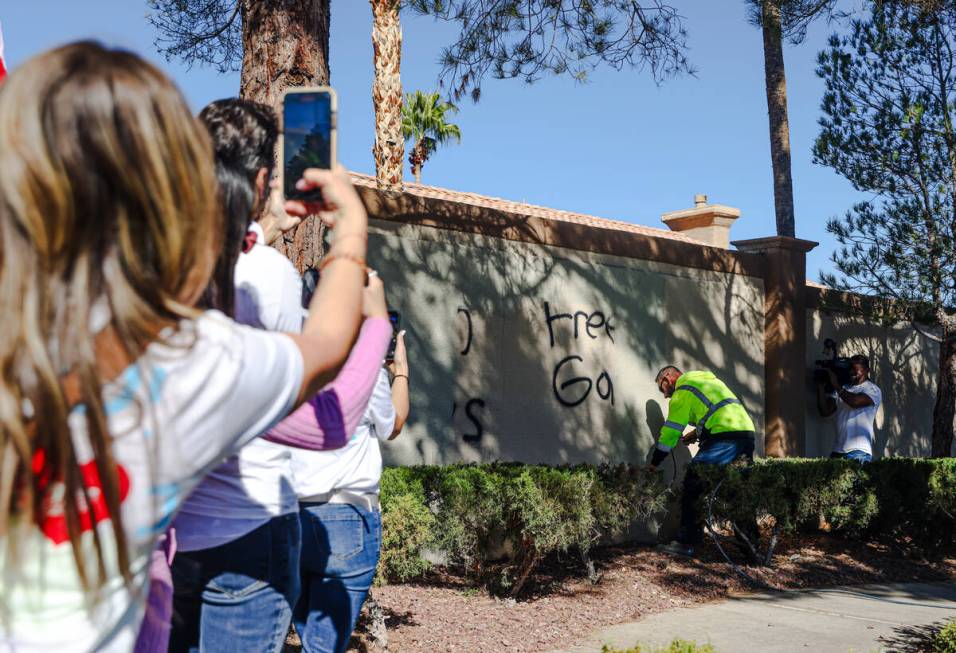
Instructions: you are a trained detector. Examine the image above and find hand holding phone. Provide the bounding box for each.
[284,167,363,222]
[387,329,407,379]
[362,274,388,320]
[386,311,401,362]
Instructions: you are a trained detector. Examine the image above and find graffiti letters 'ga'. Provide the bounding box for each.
[544,301,616,408]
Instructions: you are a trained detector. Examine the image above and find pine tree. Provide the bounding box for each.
[814,1,956,457]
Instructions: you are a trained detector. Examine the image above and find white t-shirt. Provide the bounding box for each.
[234,221,305,333]
[174,222,306,552]
[291,369,396,500]
[829,380,882,455]
[1,311,303,652]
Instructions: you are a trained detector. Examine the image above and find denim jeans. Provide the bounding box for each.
[169,512,301,653]
[294,502,382,653]
[831,450,872,463]
[678,436,755,547]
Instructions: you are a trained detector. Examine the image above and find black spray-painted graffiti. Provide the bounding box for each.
[450,301,616,442]
[451,397,485,443]
[458,307,473,356]
[544,302,616,407]
[454,306,486,444]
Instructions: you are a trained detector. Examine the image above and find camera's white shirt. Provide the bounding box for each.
[829,380,882,455]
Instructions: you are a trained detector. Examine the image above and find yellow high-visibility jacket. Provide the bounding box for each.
[656,371,755,456]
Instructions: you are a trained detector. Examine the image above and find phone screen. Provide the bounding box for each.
[283,90,333,201]
[386,311,401,362]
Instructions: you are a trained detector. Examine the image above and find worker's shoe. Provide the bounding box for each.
[657,541,695,558]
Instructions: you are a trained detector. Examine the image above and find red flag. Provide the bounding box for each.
[0,20,6,83]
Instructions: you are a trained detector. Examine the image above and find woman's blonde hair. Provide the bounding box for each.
[0,42,219,590]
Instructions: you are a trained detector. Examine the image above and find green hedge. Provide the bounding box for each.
[378,463,667,591]
[378,459,956,589]
[934,619,956,653]
[694,458,956,553]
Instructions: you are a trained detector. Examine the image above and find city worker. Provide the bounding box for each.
[649,366,757,557]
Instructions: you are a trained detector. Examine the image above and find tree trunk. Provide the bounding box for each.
[413,164,421,183]
[370,0,404,191]
[760,0,796,238]
[240,0,331,271]
[240,0,330,110]
[932,330,956,457]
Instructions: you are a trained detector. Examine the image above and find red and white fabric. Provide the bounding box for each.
[0,20,7,83]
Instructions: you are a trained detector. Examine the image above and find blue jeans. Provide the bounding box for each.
[678,436,755,547]
[831,450,872,463]
[169,512,301,653]
[294,502,382,653]
[691,438,755,466]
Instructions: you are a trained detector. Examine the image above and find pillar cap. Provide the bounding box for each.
[661,203,740,226]
[661,197,740,249]
[732,235,818,254]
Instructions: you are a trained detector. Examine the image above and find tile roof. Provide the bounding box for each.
[349,172,700,245]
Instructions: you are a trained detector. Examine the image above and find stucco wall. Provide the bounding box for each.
[368,219,766,467]
[804,305,940,458]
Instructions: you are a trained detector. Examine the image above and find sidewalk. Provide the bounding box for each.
[549,582,956,653]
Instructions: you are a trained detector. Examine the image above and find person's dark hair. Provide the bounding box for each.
[655,365,682,384]
[197,164,256,316]
[199,98,278,201]
[850,354,870,370]
[198,98,278,315]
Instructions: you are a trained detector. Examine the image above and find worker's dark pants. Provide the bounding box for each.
[677,436,755,547]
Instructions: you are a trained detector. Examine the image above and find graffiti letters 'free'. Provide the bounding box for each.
[544,302,616,408]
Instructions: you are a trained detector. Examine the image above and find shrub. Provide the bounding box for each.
[601,639,716,653]
[377,462,667,591]
[378,467,435,582]
[934,619,956,653]
[694,457,956,560]
[378,458,955,586]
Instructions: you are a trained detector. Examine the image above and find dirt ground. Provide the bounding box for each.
[344,536,956,653]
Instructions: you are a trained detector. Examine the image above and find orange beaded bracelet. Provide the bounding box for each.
[318,251,367,273]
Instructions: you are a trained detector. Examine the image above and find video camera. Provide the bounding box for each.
[813,338,853,393]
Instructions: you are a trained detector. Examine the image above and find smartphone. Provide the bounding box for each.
[301,266,320,309]
[386,311,401,362]
[281,87,337,202]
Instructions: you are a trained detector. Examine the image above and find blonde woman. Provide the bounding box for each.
[0,42,368,652]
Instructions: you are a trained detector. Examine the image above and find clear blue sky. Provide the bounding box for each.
[2,1,869,279]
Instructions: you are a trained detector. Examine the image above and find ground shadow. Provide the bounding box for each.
[878,620,947,653]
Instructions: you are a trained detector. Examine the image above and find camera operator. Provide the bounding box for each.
[816,354,882,463]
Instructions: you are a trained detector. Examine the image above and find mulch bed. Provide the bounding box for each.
[349,536,956,652]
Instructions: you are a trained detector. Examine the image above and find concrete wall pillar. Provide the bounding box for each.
[732,236,817,458]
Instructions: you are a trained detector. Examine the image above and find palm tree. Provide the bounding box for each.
[402,91,462,184]
[371,0,404,191]
[748,0,839,238]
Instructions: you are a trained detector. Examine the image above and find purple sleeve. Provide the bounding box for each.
[133,530,177,653]
[263,317,391,450]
